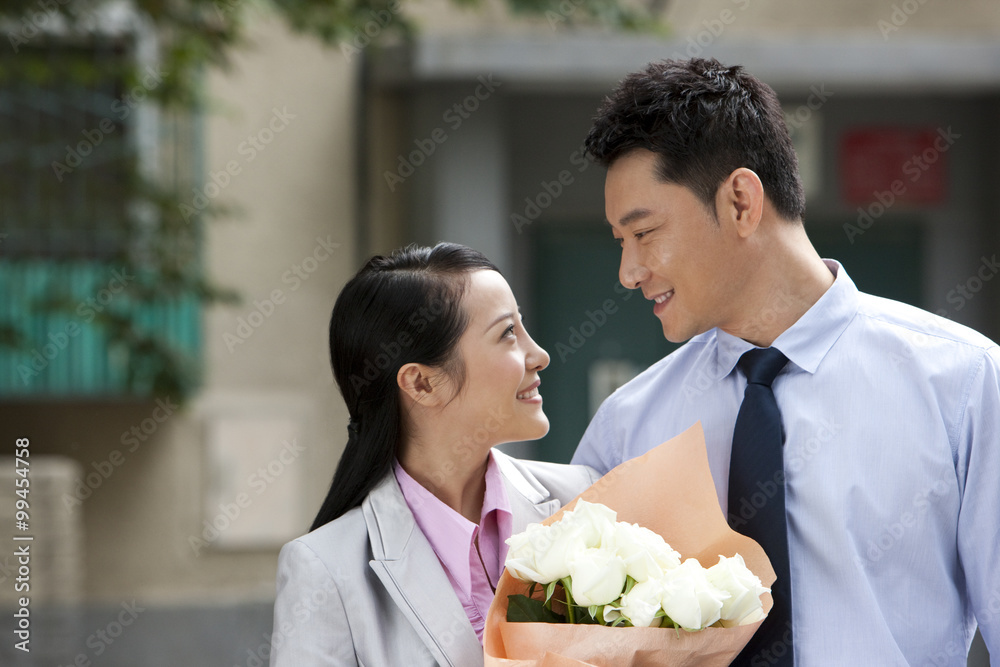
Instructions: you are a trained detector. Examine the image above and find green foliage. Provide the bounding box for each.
[506,594,567,623]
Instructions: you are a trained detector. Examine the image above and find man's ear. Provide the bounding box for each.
[716,167,764,238]
[397,362,450,407]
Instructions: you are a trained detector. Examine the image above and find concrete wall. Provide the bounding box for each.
[0,9,358,665]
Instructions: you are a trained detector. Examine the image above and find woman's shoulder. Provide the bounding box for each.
[278,505,372,578]
[492,449,600,501]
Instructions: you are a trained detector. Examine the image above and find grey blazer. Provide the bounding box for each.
[269,451,599,667]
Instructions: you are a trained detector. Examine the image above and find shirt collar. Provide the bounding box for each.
[711,259,859,379]
[393,449,512,597]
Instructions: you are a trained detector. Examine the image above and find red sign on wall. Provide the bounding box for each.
[839,127,950,207]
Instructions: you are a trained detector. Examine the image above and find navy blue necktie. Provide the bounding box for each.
[728,347,793,666]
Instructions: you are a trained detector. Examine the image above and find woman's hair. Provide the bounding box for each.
[309,242,500,531]
[584,57,806,222]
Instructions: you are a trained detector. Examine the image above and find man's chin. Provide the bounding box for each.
[660,318,704,344]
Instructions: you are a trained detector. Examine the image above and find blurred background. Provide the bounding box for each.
[0,0,997,664]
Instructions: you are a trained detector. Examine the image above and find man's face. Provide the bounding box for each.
[605,149,747,343]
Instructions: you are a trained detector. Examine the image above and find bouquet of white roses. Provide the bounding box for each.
[504,499,769,632]
[484,423,775,667]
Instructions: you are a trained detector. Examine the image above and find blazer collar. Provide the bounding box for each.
[363,454,562,666]
[492,449,563,535]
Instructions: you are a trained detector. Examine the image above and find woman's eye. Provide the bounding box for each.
[502,323,516,339]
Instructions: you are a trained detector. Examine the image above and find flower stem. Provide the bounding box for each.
[561,578,576,624]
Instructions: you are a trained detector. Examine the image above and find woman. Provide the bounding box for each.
[270,243,599,666]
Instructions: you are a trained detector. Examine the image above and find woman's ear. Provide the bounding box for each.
[716,167,764,238]
[397,363,450,408]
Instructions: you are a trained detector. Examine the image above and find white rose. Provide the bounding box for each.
[505,520,588,584]
[705,554,770,627]
[567,547,627,606]
[610,522,682,582]
[505,523,552,583]
[559,500,618,548]
[604,579,666,628]
[660,558,729,631]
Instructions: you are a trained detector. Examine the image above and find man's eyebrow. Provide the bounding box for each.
[607,208,653,228]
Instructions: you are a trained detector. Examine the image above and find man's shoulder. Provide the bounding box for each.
[854,291,997,353]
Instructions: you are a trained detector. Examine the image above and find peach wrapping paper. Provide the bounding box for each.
[483,422,775,667]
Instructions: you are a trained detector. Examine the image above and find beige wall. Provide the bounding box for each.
[402,0,1000,36]
[0,11,359,607]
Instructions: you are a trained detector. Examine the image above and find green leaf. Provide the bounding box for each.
[507,594,567,624]
[573,605,601,624]
[544,580,558,605]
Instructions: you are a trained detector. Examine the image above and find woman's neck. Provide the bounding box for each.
[397,438,491,524]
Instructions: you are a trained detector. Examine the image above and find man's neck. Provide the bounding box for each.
[724,226,834,347]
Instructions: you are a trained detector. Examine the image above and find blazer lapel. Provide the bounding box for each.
[363,475,483,667]
[493,450,563,535]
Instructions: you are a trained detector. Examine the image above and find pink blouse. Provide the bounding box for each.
[393,450,513,643]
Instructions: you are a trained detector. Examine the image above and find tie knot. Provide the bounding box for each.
[738,347,788,387]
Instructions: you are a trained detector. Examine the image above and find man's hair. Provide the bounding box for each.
[585,58,806,222]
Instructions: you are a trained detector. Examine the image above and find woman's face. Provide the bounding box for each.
[442,270,551,448]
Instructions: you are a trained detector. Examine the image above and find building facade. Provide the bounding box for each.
[0,0,997,663]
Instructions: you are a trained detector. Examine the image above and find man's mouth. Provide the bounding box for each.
[652,290,674,304]
[649,290,674,314]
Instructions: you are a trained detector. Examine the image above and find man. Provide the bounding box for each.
[571,58,999,665]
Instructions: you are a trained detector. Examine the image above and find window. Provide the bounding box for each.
[0,29,202,398]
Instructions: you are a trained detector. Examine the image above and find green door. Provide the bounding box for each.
[530,224,677,463]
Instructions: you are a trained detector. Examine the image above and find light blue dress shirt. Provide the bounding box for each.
[572,260,1000,665]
